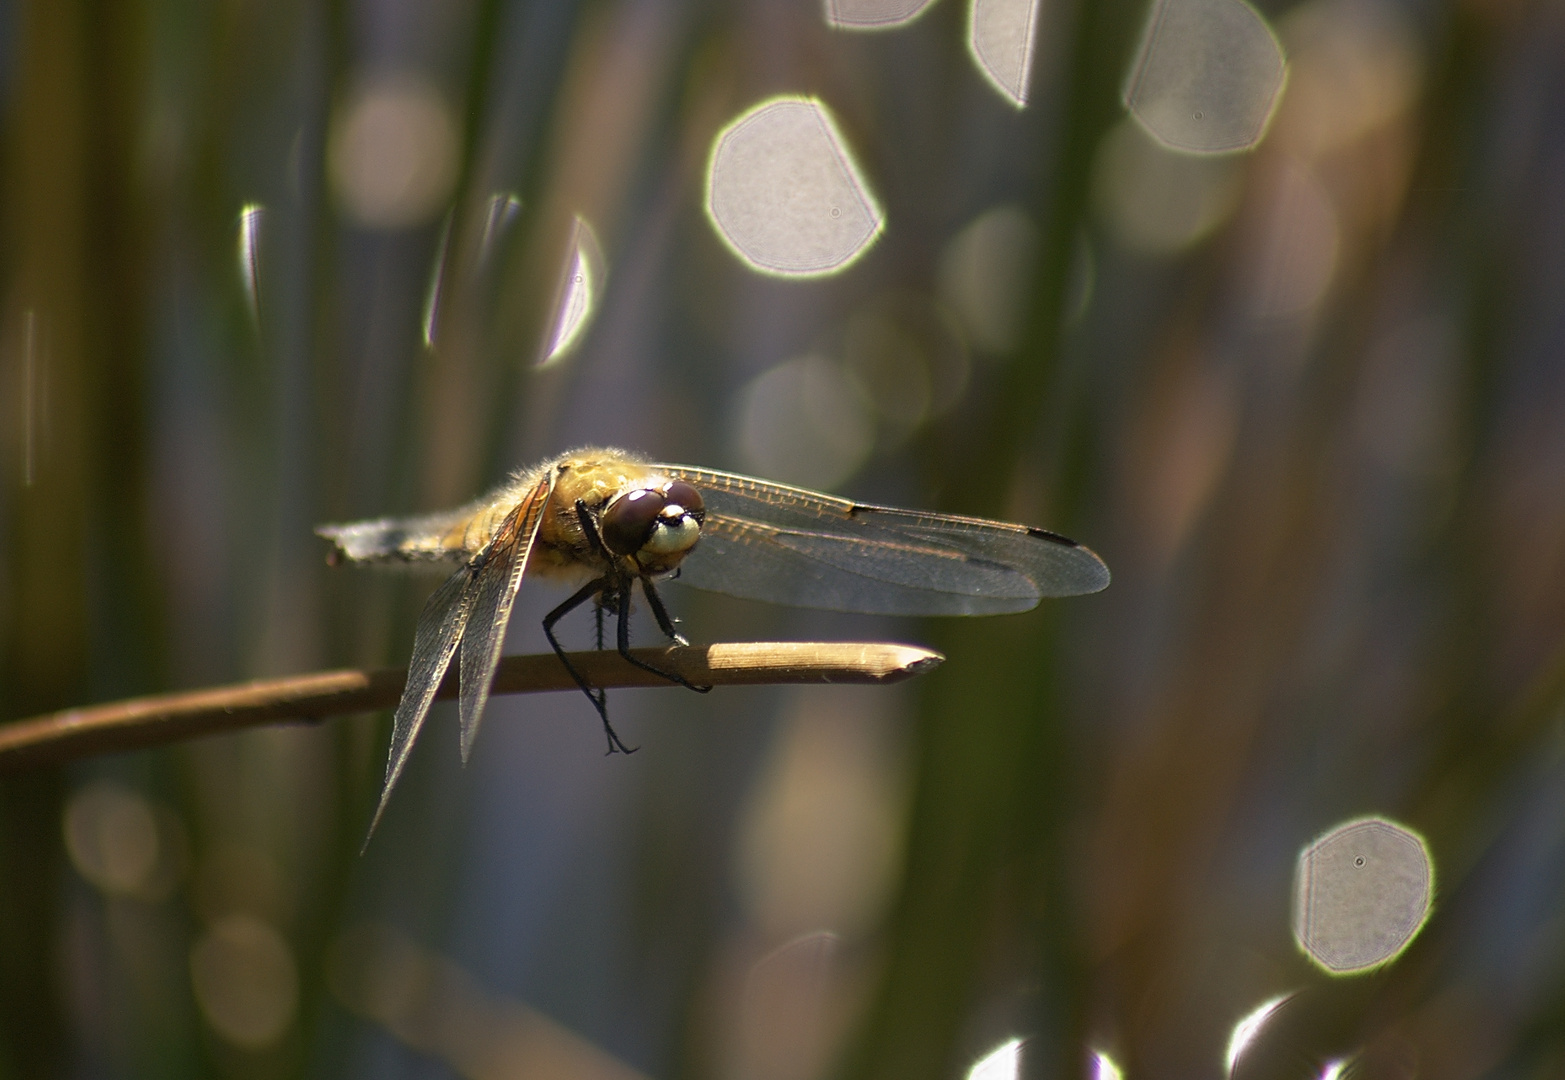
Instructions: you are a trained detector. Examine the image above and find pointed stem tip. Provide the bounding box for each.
[0,642,944,774]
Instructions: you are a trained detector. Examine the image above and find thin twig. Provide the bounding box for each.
[0,642,943,775]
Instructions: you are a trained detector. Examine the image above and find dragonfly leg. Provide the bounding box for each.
[543,575,614,732]
[640,574,690,646]
[586,581,634,753]
[615,579,711,695]
[574,500,615,655]
[574,498,607,555]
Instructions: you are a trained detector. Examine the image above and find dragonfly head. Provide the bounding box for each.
[600,480,705,570]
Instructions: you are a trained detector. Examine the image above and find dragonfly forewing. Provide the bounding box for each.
[366,564,478,841]
[658,465,1109,615]
[858,507,1112,597]
[457,474,552,763]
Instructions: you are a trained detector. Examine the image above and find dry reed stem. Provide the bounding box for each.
[0,641,943,774]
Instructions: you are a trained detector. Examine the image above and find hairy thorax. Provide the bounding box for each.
[529,450,667,580]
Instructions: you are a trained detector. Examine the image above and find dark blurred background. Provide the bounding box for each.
[3,0,1565,1077]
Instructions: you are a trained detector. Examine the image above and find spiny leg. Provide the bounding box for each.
[575,499,612,655]
[641,575,688,646]
[614,579,710,695]
[641,576,711,694]
[543,576,613,730]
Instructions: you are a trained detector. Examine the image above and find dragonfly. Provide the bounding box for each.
[318,447,1110,834]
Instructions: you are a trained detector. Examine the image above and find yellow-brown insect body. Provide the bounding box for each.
[318,447,704,582]
[528,450,698,581]
[319,445,1111,844]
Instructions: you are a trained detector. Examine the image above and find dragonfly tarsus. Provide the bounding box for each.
[611,580,710,698]
[641,575,690,648]
[639,578,710,693]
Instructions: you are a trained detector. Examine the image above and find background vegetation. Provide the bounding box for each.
[3,0,1564,1077]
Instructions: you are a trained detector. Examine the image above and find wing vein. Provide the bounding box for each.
[365,566,478,842]
[457,472,554,761]
[655,463,1110,614]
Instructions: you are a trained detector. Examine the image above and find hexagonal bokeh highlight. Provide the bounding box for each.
[1293,816,1432,973]
[968,0,1044,107]
[705,97,883,277]
[825,0,936,29]
[1123,0,1287,153]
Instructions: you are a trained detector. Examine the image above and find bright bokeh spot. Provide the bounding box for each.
[734,932,845,1080]
[840,295,970,451]
[426,193,524,348]
[189,914,299,1049]
[706,97,883,277]
[1092,1050,1124,1080]
[422,211,452,348]
[825,0,936,28]
[539,215,605,366]
[64,782,161,896]
[969,0,1044,106]
[1276,0,1421,158]
[1124,0,1286,153]
[1225,994,1291,1074]
[479,191,523,264]
[1092,119,1243,254]
[843,308,934,434]
[328,75,460,229]
[736,693,907,940]
[328,922,648,1079]
[967,1038,1021,1080]
[938,205,1038,352]
[734,354,874,490]
[1319,1059,1349,1080]
[237,203,263,324]
[1294,817,1432,974]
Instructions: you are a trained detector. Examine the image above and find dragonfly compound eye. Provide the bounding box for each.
[664,481,705,521]
[600,488,665,556]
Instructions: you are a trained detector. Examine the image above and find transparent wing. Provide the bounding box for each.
[657,465,1110,616]
[457,472,552,763]
[365,562,477,843]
